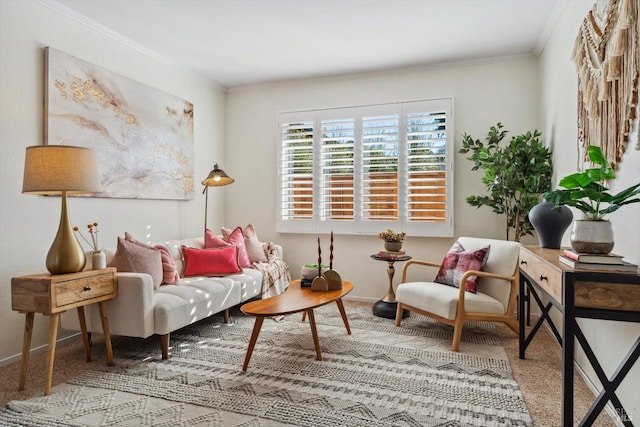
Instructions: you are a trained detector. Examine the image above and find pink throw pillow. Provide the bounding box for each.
[125,232,179,285]
[108,236,163,290]
[205,228,229,248]
[221,226,252,268]
[242,224,268,263]
[155,244,180,285]
[182,245,242,276]
[434,241,490,293]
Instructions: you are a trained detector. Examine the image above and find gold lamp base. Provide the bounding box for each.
[46,193,86,274]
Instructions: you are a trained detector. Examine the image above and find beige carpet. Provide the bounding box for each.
[0,301,615,426]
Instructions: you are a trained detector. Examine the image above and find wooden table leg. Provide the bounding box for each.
[18,312,35,391]
[44,313,59,396]
[306,309,322,361]
[98,302,114,366]
[335,299,351,335]
[77,306,92,362]
[242,316,264,371]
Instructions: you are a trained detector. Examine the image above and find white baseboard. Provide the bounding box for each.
[0,333,80,368]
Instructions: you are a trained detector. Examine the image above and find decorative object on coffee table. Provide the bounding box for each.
[22,145,102,274]
[310,232,342,290]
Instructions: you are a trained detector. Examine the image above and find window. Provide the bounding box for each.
[277,98,453,237]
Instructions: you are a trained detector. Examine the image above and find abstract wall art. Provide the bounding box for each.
[45,47,194,200]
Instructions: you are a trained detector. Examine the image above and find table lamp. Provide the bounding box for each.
[201,163,234,230]
[22,145,102,274]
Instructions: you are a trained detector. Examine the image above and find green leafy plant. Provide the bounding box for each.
[543,145,640,221]
[460,123,552,241]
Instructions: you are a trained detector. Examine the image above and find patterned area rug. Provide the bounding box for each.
[0,302,532,426]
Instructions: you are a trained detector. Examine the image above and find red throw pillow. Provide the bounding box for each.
[182,245,242,277]
[221,226,252,268]
[434,241,490,293]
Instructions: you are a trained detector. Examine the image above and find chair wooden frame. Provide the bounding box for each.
[394,259,519,351]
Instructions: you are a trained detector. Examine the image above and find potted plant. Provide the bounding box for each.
[378,229,406,252]
[543,145,640,253]
[460,123,553,242]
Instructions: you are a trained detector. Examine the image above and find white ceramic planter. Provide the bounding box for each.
[570,220,614,254]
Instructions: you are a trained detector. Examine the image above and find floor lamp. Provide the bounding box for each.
[201,163,234,231]
[22,145,102,274]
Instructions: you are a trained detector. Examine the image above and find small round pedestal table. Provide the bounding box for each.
[370,254,411,319]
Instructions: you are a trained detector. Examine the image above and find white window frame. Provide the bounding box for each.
[277,98,454,237]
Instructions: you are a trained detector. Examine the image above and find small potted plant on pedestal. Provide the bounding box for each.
[378,229,406,252]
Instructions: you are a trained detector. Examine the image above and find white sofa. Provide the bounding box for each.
[61,237,286,359]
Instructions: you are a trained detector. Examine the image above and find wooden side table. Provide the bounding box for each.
[370,254,411,319]
[11,267,117,395]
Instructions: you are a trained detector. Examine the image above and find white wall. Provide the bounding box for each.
[0,0,226,364]
[540,0,640,419]
[225,57,540,303]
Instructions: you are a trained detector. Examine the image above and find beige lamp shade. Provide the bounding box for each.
[201,163,234,187]
[22,145,102,274]
[23,145,102,195]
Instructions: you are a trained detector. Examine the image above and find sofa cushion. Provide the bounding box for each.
[434,240,490,293]
[221,226,252,268]
[182,245,242,276]
[108,236,163,290]
[125,232,179,285]
[205,229,229,248]
[243,224,268,263]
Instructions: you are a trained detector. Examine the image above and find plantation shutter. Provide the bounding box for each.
[362,113,400,221]
[277,98,453,237]
[279,115,315,228]
[320,116,355,221]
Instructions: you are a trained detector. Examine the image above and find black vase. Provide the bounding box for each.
[528,202,573,249]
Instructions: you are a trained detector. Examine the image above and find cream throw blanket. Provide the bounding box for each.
[253,241,291,298]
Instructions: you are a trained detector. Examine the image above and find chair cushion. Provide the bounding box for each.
[396,281,505,320]
[434,240,490,293]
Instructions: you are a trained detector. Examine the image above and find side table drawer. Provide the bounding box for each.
[55,272,115,308]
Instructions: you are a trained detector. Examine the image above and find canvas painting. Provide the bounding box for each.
[45,47,194,200]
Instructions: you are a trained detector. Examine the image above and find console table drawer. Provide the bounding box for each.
[519,247,562,303]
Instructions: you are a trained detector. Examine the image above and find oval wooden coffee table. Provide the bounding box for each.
[240,279,353,371]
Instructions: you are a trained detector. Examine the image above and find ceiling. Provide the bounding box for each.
[47,0,567,88]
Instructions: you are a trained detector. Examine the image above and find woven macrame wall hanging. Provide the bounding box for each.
[572,0,639,167]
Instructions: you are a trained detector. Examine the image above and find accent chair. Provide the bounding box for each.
[394,236,520,351]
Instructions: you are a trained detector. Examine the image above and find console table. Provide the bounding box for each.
[518,246,640,426]
[11,268,117,395]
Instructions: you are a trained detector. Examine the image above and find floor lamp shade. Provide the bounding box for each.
[23,145,102,274]
[201,163,234,231]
